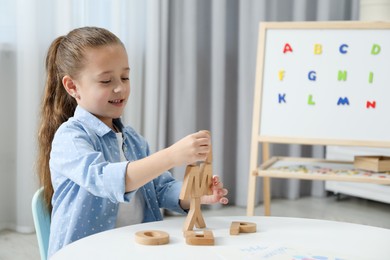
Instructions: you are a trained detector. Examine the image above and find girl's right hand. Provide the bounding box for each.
[167,130,211,166]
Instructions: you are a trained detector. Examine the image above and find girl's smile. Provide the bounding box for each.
[109,98,126,106]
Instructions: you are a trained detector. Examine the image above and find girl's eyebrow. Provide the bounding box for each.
[97,67,130,76]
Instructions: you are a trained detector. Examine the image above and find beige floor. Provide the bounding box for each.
[1,195,390,260]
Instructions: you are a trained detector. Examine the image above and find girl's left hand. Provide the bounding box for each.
[200,175,229,205]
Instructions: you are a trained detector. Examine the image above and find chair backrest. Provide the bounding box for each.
[32,187,51,260]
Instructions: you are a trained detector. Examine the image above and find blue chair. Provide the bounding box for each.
[32,187,51,260]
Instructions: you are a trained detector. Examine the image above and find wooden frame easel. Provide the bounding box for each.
[246,21,390,216]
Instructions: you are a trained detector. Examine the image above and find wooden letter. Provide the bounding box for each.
[135,230,169,245]
[184,230,214,246]
[180,138,213,233]
[230,222,257,235]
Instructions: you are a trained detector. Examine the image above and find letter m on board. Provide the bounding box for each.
[278,93,286,103]
[337,97,350,106]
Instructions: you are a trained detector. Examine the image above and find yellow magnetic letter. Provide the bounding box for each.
[278,70,285,81]
[314,44,322,55]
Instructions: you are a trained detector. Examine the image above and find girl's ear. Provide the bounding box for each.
[62,75,78,99]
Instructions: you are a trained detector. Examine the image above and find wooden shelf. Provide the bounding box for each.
[256,157,390,185]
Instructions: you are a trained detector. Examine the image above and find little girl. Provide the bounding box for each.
[37,27,228,258]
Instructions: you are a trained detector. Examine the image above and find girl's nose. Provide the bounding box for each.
[113,84,122,93]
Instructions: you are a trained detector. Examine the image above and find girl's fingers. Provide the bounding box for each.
[218,188,228,196]
[219,197,229,204]
[200,175,228,205]
[197,146,210,154]
[211,183,222,191]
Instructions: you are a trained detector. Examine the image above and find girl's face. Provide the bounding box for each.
[73,44,130,127]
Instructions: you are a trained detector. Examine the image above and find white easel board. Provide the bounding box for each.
[255,22,390,147]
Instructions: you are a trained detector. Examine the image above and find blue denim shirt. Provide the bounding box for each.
[48,106,186,258]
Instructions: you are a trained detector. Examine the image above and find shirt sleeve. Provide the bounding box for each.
[153,171,188,214]
[128,131,187,214]
[50,123,130,203]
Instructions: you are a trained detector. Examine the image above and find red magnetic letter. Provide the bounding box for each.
[366,101,376,109]
[283,43,293,54]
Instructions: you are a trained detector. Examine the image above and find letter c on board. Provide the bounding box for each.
[339,44,348,54]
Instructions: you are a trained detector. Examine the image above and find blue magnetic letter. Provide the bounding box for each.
[339,44,348,54]
[337,97,350,106]
[278,93,286,103]
[308,71,316,81]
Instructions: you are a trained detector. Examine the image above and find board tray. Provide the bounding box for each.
[256,157,390,185]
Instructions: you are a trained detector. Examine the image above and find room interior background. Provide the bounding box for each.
[0,0,360,233]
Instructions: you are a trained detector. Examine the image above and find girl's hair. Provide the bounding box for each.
[37,27,124,212]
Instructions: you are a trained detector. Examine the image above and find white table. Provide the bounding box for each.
[52,216,390,260]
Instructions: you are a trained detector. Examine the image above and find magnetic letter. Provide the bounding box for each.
[337,97,350,106]
[366,101,376,108]
[338,70,347,81]
[278,93,286,103]
[308,95,316,105]
[314,44,322,55]
[369,72,374,83]
[339,44,348,54]
[308,71,316,81]
[371,44,381,55]
[278,70,285,81]
[283,43,293,53]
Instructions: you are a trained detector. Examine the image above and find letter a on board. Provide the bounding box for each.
[283,43,293,54]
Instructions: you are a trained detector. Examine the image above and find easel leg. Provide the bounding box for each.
[263,177,271,216]
[246,172,257,216]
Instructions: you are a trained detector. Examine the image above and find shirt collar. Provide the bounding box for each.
[73,106,123,137]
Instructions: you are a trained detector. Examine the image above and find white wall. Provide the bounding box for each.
[0,44,17,230]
